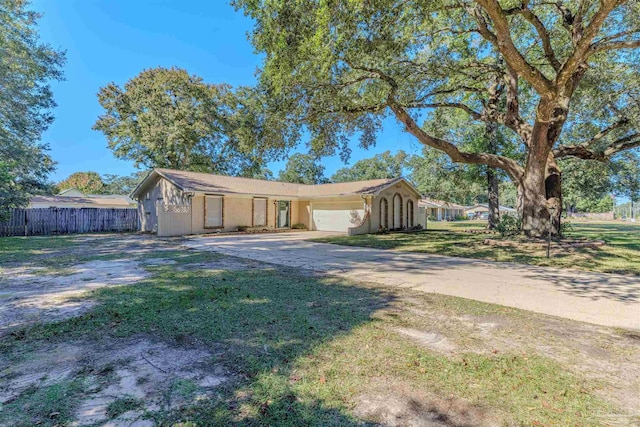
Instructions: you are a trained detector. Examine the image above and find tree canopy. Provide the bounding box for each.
[278,153,327,184]
[235,0,640,236]
[56,171,105,194]
[102,171,148,194]
[0,0,65,218]
[560,158,614,213]
[613,151,640,209]
[94,67,290,177]
[331,150,407,182]
[408,147,486,205]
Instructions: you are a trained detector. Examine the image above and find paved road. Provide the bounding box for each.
[184,232,640,330]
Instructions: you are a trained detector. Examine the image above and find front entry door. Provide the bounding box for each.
[277,200,290,228]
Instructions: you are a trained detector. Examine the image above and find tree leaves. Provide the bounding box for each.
[278,153,327,184]
[0,0,65,218]
[93,67,291,177]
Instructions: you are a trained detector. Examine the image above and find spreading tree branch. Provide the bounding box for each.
[473,0,554,95]
[387,97,524,181]
[504,3,562,71]
[554,131,640,161]
[590,39,640,53]
[557,0,621,87]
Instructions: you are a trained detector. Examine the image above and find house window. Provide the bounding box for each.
[253,198,267,226]
[393,193,403,229]
[379,197,389,229]
[204,195,223,228]
[406,200,414,228]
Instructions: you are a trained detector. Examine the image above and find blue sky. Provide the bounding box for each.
[33,0,423,182]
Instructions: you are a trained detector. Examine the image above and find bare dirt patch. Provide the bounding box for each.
[394,328,457,354]
[0,259,148,335]
[0,338,229,426]
[353,382,498,427]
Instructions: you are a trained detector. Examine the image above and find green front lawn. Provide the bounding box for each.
[312,221,640,275]
[1,235,636,426]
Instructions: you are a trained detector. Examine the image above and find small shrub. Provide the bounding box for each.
[427,215,436,221]
[496,215,521,237]
[237,225,250,232]
[559,220,573,236]
[291,223,307,230]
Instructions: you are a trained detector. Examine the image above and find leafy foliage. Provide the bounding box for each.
[408,147,485,205]
[102,171,148,194]
[0,0,65,218]
[496,215,522,237]
[278,153,327,184]
[560,158,614,213]
[56,172,105,194]
[613,151,640,204]
[234,0,640,235]
[93,67,290,177]
[331,150,407,182]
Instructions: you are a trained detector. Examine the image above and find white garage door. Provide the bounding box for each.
[312,202,364,232]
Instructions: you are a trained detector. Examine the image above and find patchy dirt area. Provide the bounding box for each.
[2,233,638,426]
[0,338,229,426]
[354,383,499,427]
[379,296,640,420]
[0,260,149,335]
[0,234,242,336]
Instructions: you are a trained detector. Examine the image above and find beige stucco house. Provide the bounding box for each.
[131,168,422,237]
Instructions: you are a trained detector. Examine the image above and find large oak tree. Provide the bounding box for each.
[235,0,640,236]
[94,67,293,178]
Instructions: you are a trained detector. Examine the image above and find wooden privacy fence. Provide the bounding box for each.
[0,208,139,237]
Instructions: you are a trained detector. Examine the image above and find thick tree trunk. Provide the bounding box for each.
[520,149,550,237]
[487,167,500,229]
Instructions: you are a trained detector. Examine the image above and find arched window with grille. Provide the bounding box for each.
[393,193,403,229]
[379,197,389,229]
[406,200,414,228]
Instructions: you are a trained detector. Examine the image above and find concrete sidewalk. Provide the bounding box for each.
[184,232,640,330]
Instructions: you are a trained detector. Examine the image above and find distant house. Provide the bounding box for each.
[29,188,135,209]
[131,168,422,236]
[465,204,517,219]
[418,198,467,221]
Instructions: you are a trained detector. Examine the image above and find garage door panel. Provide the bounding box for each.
[312,202,364,232]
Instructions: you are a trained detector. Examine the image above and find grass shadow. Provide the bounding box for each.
[1,260,392,426]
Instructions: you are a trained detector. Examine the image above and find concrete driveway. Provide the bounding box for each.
[184,231,640,330]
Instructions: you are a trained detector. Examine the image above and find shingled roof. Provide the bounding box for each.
[30,195,134,207]
[132,168,415,199]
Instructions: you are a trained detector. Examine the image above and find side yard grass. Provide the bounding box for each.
[312,221,640,275]
[1,235,637,426]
